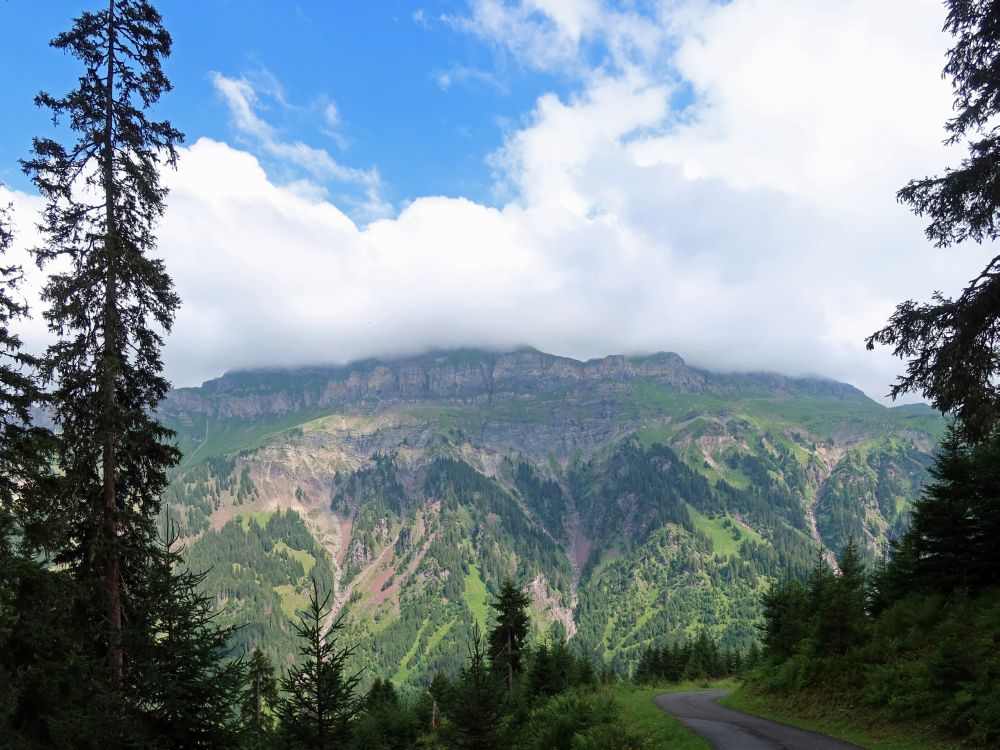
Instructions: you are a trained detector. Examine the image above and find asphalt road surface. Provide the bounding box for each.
[654,690,864,750]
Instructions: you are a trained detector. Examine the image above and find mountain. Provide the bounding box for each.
[158,349,944,683]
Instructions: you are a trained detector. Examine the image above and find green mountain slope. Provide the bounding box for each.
[158,349,944,686]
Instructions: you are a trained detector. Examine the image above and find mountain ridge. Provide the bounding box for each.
[158,347,945,686]
[163,348,874,423]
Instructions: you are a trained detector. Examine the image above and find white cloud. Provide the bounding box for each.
[323,102,340,129]
[210,73,391,221]
[445,0,670,73]
[637,0,957,209]
[435,64,509,93]
[4,0,985,407]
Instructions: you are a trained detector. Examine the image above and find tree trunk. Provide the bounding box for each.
[101,0,122,690]
[507,625,513,691]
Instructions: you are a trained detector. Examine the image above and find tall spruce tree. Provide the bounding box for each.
[0,194,93,747]
[878,424,1000,601]
[904,425,979,593]
[127,533,246,748]
[487,579,531,691]
[759,578,810,662]
[240,647,280,748]
[820,538,868,657]
[866,1,1000,442]
[279,579,362,749]
[21,0,183,686]
[449,624,505,750]
[0,186,140,750]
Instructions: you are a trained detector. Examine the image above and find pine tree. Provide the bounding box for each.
[0,192,104,747]
[879,424,1000,599]
[0,553,127,747]
[759,578,810,661]
[126,532,245,748]
[0,193,55,558]
[448,624,505,750]
[866,1,1000,442]
[21,0,183,686]
[822,537,868,657]
[0,194,28,555]
[964,430,1000,585]
[350,678,421,750]
[487,579,530,691]
[279,579,362,749]
[241,647,280,748]
[904,426,978,593]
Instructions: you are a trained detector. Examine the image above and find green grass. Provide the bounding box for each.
[463,563,490,630]
[633,424,678,448]
[273,584,310,619]
[236,509,275,531]
[274,541,316,575]
[602,613,618,648]
[589,545,620,581]
[425,617,455,653]
[173,409,333,468]
[721,687,966,750]
[394,619,431,683]
[393,613,458,684]
[605,682,745,750]
[687,505,763,557]
[396,406,485,434]
[630,379,729,418]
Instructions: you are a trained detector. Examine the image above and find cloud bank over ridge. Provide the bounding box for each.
[3,0,984,403]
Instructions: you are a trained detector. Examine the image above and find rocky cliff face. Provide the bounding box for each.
[162,349,867,424]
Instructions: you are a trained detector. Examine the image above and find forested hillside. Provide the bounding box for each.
[157,349,944,685]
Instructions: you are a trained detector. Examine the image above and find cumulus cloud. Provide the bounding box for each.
[4,0,985,405]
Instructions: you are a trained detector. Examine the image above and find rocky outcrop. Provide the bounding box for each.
[161,348,870,425]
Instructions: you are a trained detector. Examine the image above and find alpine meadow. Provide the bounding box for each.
[2,2,1000,750]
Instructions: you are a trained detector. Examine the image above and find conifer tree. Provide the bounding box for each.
[0,195,54,556]
[878,425,1000,600]
[902,426,978,593]
[487,579,530,691]
[759,578,809,661]
[0,192,98,747]
[241,647,280,748]
[866,1,1000,442]
[820,538,868,657]
[350,678,421,750]
[21,0,183,686]
[127,533,245,748]
[279,579,362,749]
[449,624,505,750]
[0,196,29,552]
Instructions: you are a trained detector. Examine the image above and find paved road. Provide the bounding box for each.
[654,690,864,750]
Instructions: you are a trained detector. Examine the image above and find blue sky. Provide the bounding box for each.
[0,0,982,400]
[1,1,595,207]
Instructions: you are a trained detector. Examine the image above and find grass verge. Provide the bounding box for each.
[463,563,489,631]
[720,687,968,750]
[608,680,739,750]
